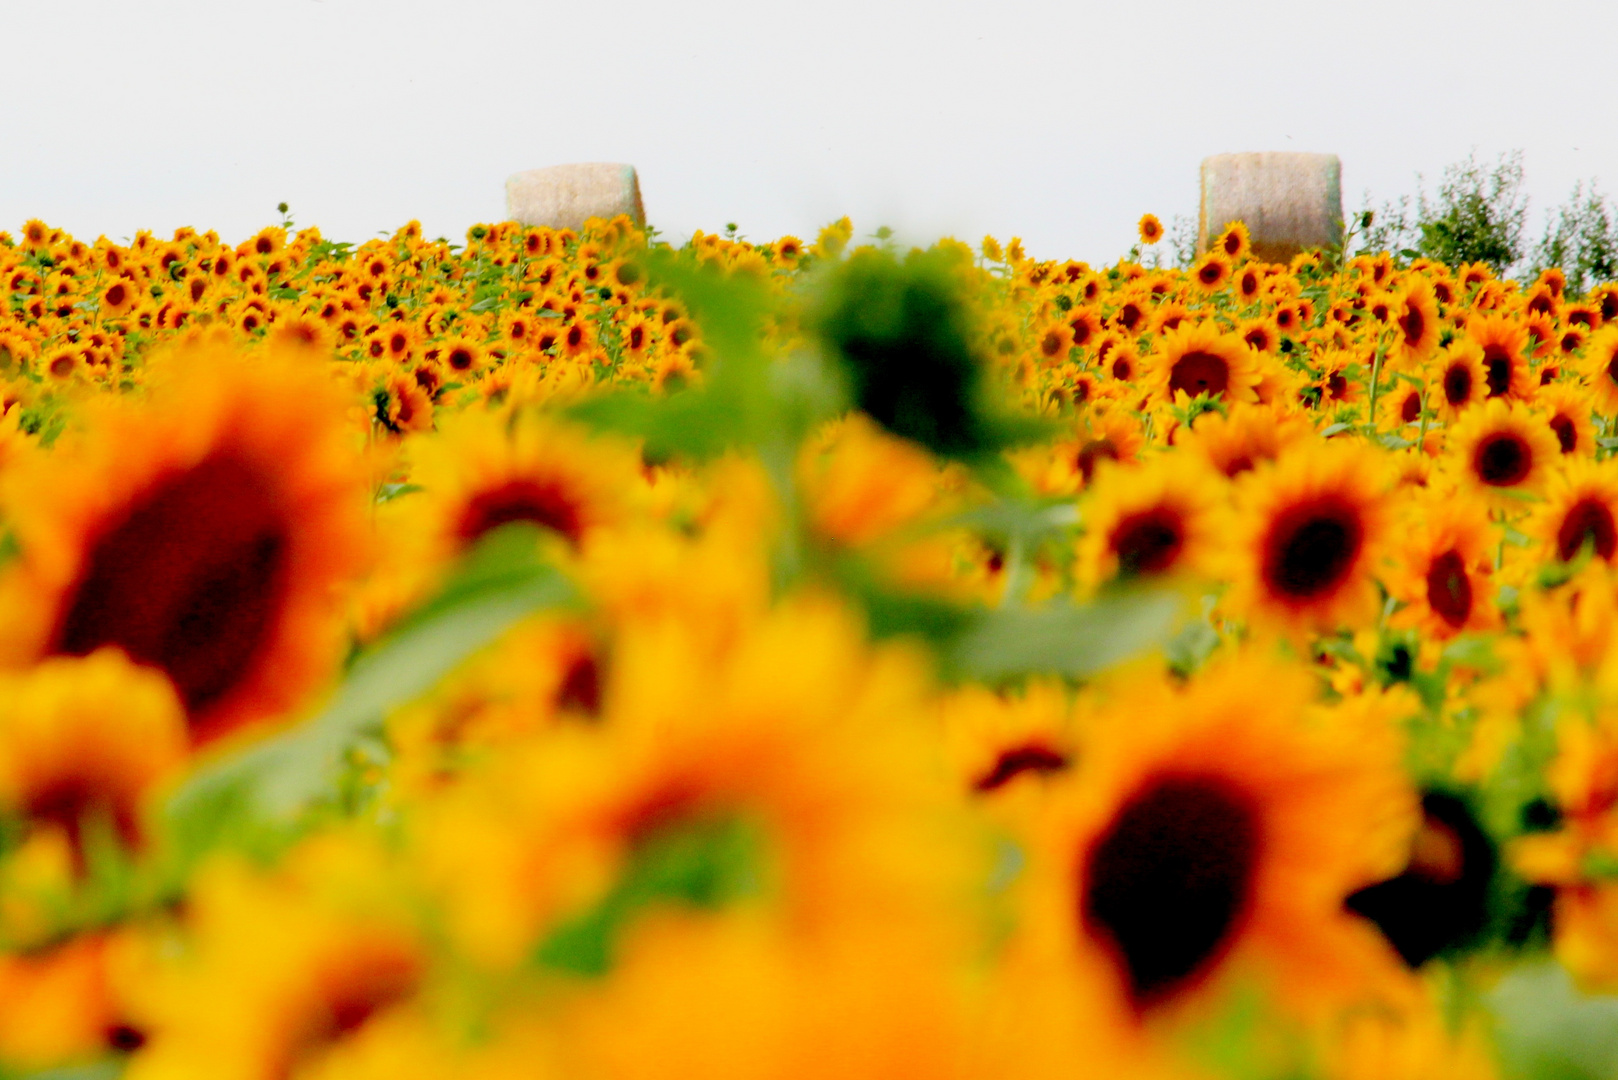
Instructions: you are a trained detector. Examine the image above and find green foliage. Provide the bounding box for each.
[1415,150,1530,273]
[1354,150,1618,292]
[570,246,843,463]
[1529,181,1618,297]
[534,815,768,977]
[808,246,1043,461]
[165,523,574,834]
[1491,963,1618,1080]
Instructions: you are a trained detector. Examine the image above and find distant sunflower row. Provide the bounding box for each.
[1,210,1617,1080]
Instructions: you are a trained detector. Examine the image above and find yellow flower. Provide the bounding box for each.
[0,340,372,747]
[1224,440,1394,636]
[1384,492,1499,640]
[1015,655,1414,1026]
[1076,453,1226,588]
[1148,322,1261,405]
[0,650,186,870]
[1444,397,1559,511]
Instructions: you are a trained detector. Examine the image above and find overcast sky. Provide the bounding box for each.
[4,0,1615,261]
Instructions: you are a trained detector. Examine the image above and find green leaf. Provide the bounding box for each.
[1490,962,1618,1080]
[164,525,574,827]
[949,590,1182,680]
[375,482,422,503]
[20,1062,126,1080]
[534,815,767,977]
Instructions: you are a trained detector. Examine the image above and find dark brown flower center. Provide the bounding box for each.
[1398,304,1425,347]
[1261,498,1364,602]
[1082,774,1261,1010]
[1400,391,1422,424]
[1473,433,1531,487]
[1110,507,1186,578]
[1443,363,1472,406]
[973,742,1070,793]
[1557,497,1618,562]
[1168,351,1230,399]
[456,479,585,547]
[1076,438,1119,484]
[1483,346,1512,397]
[1424,548,1473,628]
[53,455,290,721]
[1550,415,1577,453]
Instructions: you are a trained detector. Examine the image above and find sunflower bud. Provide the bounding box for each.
[810,247,1011,460]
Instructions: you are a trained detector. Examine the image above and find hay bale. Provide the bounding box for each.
[1199,153,1342,264]
[505,163,645,231]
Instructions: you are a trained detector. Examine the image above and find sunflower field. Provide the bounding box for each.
[3,207,1618,1080]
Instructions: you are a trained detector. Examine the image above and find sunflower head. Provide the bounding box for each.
[1445,397,1559,511]
[1137,214,1164,245]
[1021,656,1414,1022]
[0,650,187,868]
[1226,440,1394,636]
[1150,323,1261,406]
[0,341,374,746]
[1076,454,1226,589]
[1579,327,1618,415]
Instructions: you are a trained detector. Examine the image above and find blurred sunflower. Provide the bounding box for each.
[1384,494,1499,640]
[0,342,372,745]
[1149,323,1260,405]
[1017,656,1413,1024]
[1076,455,1226,588]
[1530,457,1618,565]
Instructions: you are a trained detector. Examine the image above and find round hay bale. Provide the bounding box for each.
[505,163,645,231]
[1199,153,1342,264]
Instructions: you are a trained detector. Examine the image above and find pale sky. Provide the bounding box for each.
[4,0,1615,262]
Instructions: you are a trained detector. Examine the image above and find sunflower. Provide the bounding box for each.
[1149,323,1260,405]
[0,932,144,1069]
[0,650,187,868]
[1384,494,1499,640]
[1578,327,1618,414]
[1180,402,1308,481]
[1389,278,1439,367]
[1190,251,1233,294]
[1225,440,1394,635]
[941,679,1075,804]
[417,598,964,970]
[127,839,428,1080]
[378,371,433,434]
[1076,455,1226,588]
[1239,317,1277,354]
[1218,221,1252,262]
[0,341,373,746]
[1137,215,1164,245]
[1103,341,1141,384]
[1529,457,1618,565]
[1378,380,1426,432]
[1066,306,1102,351]
[1429,341,1487,422]
[1057,407,1147,490]
[1535,382,1595,457]
[98,279,136,320]
[1445,397,1558,511]
[1036,322,1074,364]
[1016,656,1413,1024]
[1313,348,1363,407]
[435,336,484,377]
[368,409,639,633]
[1465,313,1531,400]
